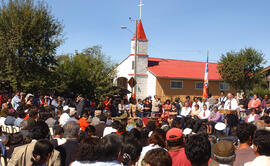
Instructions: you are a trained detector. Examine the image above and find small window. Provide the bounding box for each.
[132,61,134,69]
[170,80,183,89]
[219,82,230,91]
[195,82,204,90]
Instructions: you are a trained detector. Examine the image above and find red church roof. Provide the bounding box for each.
[147,57,221,80]
[131,20,148,41]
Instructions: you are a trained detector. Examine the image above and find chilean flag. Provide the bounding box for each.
[203,56,209,98]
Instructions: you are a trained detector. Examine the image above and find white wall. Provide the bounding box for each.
[147,71,156,98]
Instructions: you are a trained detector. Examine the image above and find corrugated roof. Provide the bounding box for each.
[147,57,221,80]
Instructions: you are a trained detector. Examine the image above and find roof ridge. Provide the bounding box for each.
[148,57,218,64]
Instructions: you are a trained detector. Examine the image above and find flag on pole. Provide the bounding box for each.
[203,55,209,98]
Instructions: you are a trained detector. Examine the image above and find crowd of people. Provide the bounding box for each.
[0,90,269,166]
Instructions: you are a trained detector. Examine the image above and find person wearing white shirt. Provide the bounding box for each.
[218,91,227,105]
[198,104,211,120]
[59,112,70,126]
[181,102,191,117]
[201,98,210,110]
[224,93,238,110]
[192,97,202,111]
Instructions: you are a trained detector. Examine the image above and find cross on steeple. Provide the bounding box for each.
[138,0,144,20]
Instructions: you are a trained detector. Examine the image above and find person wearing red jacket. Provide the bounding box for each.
[77,113,89,131]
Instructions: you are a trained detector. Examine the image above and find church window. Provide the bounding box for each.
[219,82,230,91]
[195,82,203,90]
[170,80,183,89]
[132,61,134,69]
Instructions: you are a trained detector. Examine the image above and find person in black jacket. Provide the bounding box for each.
[75,95,87,118]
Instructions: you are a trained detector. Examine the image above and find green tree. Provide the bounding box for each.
[0,0,63,92]
[56,46,117,101]
[218,48,266,92]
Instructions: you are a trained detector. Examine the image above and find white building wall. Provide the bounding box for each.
[114,56,134,95]
[147,71,156,98]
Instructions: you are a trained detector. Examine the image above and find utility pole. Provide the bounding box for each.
[134,19,138,96]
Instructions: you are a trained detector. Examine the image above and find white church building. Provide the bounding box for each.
[115,19,231,101]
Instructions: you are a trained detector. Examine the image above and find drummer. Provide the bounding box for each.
[224,93,238,111]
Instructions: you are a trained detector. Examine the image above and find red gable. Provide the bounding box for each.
[147,57,221,80]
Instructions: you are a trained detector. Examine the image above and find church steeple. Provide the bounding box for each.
[131,20,148,41]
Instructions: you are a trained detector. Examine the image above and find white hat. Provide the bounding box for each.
[183,128,192,136]
[69,107,77,116]
[215,122,226,131]
[25,93,34,102]
[63,105,70,111]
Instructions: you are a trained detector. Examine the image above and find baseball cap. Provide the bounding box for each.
[69,107,77,116]
[166,128,183,141]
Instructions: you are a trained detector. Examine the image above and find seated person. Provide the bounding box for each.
[0,127,8,145]
[190,104,201,119]
[245,109,259,123]
[181,102,191,117]
[198,104,210,120]
[248,94,261,113]
[5,109,16,126]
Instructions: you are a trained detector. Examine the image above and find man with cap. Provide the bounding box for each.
[68,107,78,122]
[166,128,191,166]
[209,140,236,166]
[59,106,70,126]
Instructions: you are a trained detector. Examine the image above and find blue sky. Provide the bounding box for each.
[46,0,270,65]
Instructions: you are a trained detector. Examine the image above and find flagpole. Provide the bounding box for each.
[203,51,209,98]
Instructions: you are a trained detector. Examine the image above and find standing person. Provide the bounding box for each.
[163,100,172,118]
[218,91,227,105]
[94,114,107,138]
[60,121,80,166]
[103,96,111,114]
[174,98,182,115]
[142,148,172,166]
[233,123,256,166]
[118,100,127,115]
[224,93,238,111]
[248,94,261,114]
[185,96,193,108]
[137,99,144,118]
[11,91,20,110]
[8,121,60,166]
[77,113,90,131]
[129,99,138,118]
[245,130,270,166]
[166,128,191,166]
[75,94,87,118]
[185,134,211,166]
[208,94,215,109]
[151,95,161,117]
[31,139,54,166]
[210,141,236,166]
[143,98,152,117]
